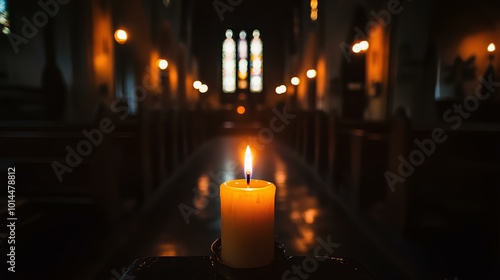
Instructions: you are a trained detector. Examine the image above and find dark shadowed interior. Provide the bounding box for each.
[0,0,499,279]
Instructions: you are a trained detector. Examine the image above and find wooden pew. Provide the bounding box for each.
[332,119,389,202]
[376,109,411,232]
[406,127,500,237]
[326,113,338,187]
[0,122,144,226]
[347,126,389,210]
[313,111,329,180]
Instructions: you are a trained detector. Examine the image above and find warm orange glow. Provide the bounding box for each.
[236,106,246,115]
[92,6,113,96]
[157,243,178,256]
[199,84,208,93]
[306,69,317,79]
[291,77,300,86]
[303,208,318,224]
[488,43,496,53]
[147,51,161,93]
[310,0,318,9]
[244,145,252,177]
[310,0,318,21]
[366,25,384,100]
[157,59,169,70]
[193,80,202,89]
[310,10,318,21]
[114,29,128,44]
[316,56,327,109]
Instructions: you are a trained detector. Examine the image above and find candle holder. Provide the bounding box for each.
[121,241,374,279]
[210,238,286,280]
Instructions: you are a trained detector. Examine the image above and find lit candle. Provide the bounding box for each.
[220,146,276,268]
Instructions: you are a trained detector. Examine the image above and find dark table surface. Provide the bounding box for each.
[121,255,374,280]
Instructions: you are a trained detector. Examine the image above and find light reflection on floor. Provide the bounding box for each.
[157,243,179,256]
[101,137,416,280]
[270,150,325,255]
[117,137,384,273]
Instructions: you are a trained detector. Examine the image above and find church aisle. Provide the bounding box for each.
[99,136,412,280]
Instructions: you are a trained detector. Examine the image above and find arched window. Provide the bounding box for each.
[238,31,248,90]
[222,29,237,93]
[250,30,263,93]
[0,0,10,35]
[223,29,263,93]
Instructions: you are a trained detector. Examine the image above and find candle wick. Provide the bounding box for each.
[246,172,250,187]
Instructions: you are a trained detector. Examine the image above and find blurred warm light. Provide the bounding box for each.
[199,84,208,93]
[157,243,178,256]
[310,0,318,9]
[275,85,287,95]
[244,145,252,177]
[237,106,246,115]
[306,69,317,79]
[194,175,210,209]
[488,43,496,53]
[275,171,286,185]
[291,77,300,86]
[352,43,361,53]
[359,40,369,51]
[310,10,318,21]
[310,0,318,21]
[157,59,169,70]
[303,208,318,224]
[114,29,128,44]
[193,80,202,89]
[197,175,210,195]
[290,211,301,220]
[301,228,315,244]
[353,41,369,54]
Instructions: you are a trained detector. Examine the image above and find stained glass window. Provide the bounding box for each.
[250,30,263,93]
[238,31,248,90]
[222,29,236,93]
[223,29,263,93]
[0,0,10,35]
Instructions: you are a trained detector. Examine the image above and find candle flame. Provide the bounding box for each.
[488,43,496,53]
[244,145,252,178]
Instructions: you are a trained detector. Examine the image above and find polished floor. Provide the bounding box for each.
[96,136,414,280]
